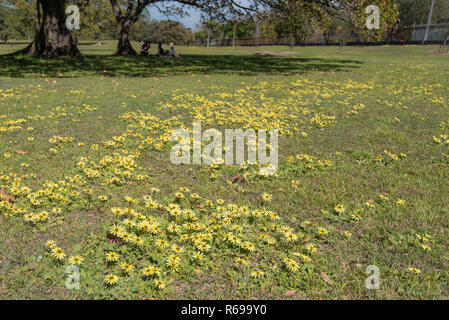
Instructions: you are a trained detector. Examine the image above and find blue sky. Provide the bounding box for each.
[147,0,252,30]
[148,4,203,30]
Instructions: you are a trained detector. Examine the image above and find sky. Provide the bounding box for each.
[147,0,253,30]
[148,3,204,30]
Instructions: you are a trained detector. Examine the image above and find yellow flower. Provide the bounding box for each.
[284,232,297,242]
[109,224,123,236]
[154,279,165,289]
[46,240,57,249]
[317,227,328,235]
[175,192,185,199]
[142,265,160,277]
[69,256,84,265]
[334,204,345,214]
[120,262,134,273]
[261,193,272,202]
[251,270,264,278]
[110,207,124,216]
[408,267,421,274]
[51,247,66,260]
[104,274,119,285]
[235,257,248,265]
[191,193,201,200]
[156,239,169,248]
[284,259,299,272]
[106,251,119,262]
[132,235,144,246]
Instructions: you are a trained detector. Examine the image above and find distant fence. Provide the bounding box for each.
[191,23,449,47]
[410,23,449,42]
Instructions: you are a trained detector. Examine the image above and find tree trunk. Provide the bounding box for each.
[17,0,80,57]
[115,19,137,55]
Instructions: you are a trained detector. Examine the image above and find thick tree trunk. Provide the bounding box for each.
[17,0,80,57]
[115,20,137,55]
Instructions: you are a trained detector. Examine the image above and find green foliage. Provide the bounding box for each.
[398,0,449,25]
[131,20,193,44]
[353,0,400,41]
[73,0,117,40]
[0,0,36,39]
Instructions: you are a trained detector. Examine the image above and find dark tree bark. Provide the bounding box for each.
[110,0,147,55]
[17,0,80,57]
[109,0,207,56]
[116,19,137,55]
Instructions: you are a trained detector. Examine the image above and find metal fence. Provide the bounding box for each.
[410,23,449,42]
[191,23,449,47]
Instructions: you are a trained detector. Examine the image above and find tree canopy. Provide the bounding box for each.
[0,0,405,57]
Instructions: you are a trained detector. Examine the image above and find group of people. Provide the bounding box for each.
[140,41,180,58]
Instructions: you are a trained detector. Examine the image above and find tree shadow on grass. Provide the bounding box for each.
[0,54,362,78]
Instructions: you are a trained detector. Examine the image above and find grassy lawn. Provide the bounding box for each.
[0,41,448,299]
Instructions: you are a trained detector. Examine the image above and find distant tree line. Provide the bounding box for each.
[0,0,192,44]
[1,0,447,49]
[192,0,449,46]
[0,0,415,57]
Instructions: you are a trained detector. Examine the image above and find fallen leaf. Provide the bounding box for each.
[320,272,331,283]
[0,189,15,203]
[230,174,247,185]
[284,289,296,296]
[106,232,120,244]
[14,149,27,155]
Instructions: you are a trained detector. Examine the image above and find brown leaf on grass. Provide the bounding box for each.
[302,237,310,243]
[284,289,296,296]
[230,174,247,185]
[0,189,15,203]
[14,149,27,155]
[320,272,331,283]
[106,232,120,244]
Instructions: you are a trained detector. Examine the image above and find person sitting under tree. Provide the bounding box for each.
[140,40,151,56]
[168,42,180,58]
[156,42,165,57]
[156,42,180,58]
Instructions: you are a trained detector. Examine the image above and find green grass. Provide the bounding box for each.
[0,41,448,299]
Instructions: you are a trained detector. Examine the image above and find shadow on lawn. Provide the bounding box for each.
[0,54,362,78]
